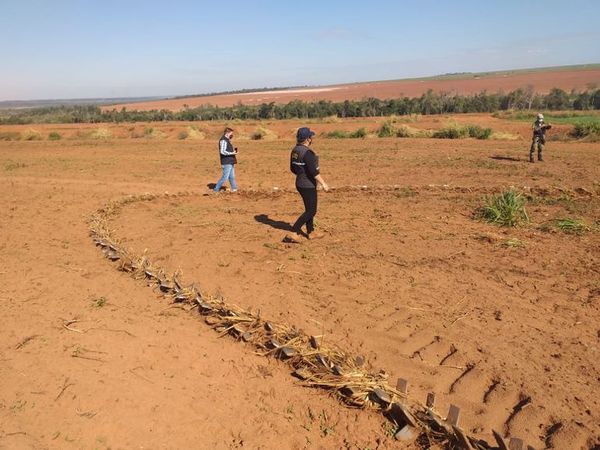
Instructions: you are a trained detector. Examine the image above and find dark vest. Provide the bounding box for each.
[290,144,318,188]
[219,136,237,165]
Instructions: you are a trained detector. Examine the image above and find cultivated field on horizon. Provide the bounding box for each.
[107,66,600,112]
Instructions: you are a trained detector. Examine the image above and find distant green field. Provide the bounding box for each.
[494,110,600,125]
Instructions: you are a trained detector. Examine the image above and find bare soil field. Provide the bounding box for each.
[107,67,600,111]
[1,115,599,449]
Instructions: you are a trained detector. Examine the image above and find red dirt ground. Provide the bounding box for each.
[1,115,599,449]
[107,67,600,112]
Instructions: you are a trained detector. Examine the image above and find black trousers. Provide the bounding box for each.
[293,187,318,234]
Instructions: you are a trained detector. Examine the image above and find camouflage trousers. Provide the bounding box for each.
[530,136,544,160]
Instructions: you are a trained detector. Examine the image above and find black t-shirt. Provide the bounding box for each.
[290,144,320,188]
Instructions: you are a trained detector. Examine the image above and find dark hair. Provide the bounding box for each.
[224,127,234,134]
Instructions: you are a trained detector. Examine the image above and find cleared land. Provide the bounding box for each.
[1,115,599,449]
[108,66,600,111]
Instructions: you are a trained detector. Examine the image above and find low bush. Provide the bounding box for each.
[433,124,492,139]
[177,130,189,140]
[0,131,21,141]
[48,131,62,140]
[432,125,467,139]
[23,129,42,141]
[570,121,600,139]
[324,130,350,139]
[477,189,529,227]
[324,127,367,139]
[349,127,367,138]
[377,121,396,138]
[466,125,492,139]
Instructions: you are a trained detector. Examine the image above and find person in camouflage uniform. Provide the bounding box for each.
[530,113,551,163]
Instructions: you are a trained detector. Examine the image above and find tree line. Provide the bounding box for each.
[1,87,599,125]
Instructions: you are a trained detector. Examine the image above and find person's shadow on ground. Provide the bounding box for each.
[490,156,521,162]
[254,214,293,231]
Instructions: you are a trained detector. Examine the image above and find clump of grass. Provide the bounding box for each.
[433,124,492,139]
[23,129,42,141]
[395,125,432,138]
[177,130,189,140]
[555,218,589,234]
[4,161,27,171]
[432,124,467,139]
[490,131,520,141]
[477,189,529,227]
[143,127,166,139]
[186,126,206,140]
[570,121,600,140]
[465,125,492,139]
[503,237,525,248]
[89,128,112,139]
[325,128,367,139]
[48,131,62,141]
[0,131,21,141]
[393,186,417,198]
[251,127,277,140]
[377,120,396,138]
[324,130,350,139]
[349,127,367,138]
[320,115,342,124]
[91,296,107,308]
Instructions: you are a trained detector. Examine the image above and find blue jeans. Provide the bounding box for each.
[214,164,237,192]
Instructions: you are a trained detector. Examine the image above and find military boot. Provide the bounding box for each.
[529,154,534,163]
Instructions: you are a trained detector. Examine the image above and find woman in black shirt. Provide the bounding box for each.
[285,127,330,243]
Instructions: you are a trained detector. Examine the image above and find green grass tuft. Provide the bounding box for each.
[478,189,529,227]
[555,218,589,234]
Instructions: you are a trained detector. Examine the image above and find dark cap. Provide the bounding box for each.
[296,127,315,142]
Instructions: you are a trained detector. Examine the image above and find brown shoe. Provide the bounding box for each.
[308,230,326,240]
[283,233,303,244]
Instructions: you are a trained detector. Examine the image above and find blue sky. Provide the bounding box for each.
[1,0,599,100]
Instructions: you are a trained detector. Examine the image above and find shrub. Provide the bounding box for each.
[477,189,529,227]
[396,125,422,138]
[321,115,342,124]
[177,130,189,140]
[48,132,61,141]
[570,121,600,139]
[432,125,467,139]
[23,129,42,141]
[324,128,367,139]
[349,127,367,138]
[324,130,350,139]
[377,121,396,137]
[466,125,492,139]
[0,131,21,141]
[433,124,492,139]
